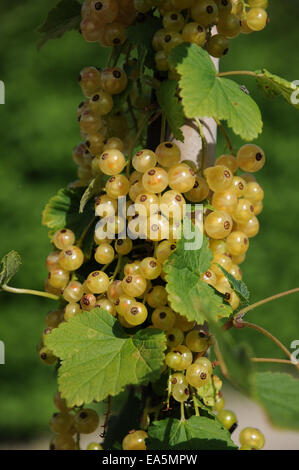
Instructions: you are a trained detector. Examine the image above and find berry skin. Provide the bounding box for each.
[185,176,210,202]
[246,7,268,31]
[171,345,193,370]
[86,271,110,294]
[237,144,265,172]
[155,50,169,71]
[231,176,247,197]
[191,0,219,27]
[186,330,209,353]
[248,0,268,7]
[124,302,148,326]
[237,216,259,238]
[95,194,117,218]
[212,395,225,412]
[64,302,82,320]
[204,165,233,192]
[160,190,186,219]
[50,434,76,450]
[232,198,255,223]
[132,149,157,173]
[50,412,74,434]
[140,257,162,280]
[78,66,102,97]
[122,274,147,298]
[186,363,211,388]
[135,193,159,216]
[217,13,241,38]
[215,154,238,173]
[122,430,147,450]
[39,346,57,365]
[155,240,177,263]
[245,181,264,204]
[59,246,84,271]
[63,281,84,303]
[168,164,196,193]
[152,306,176,331]
[204,210,233,239]
[105,174,130,198]
[74,408,99,434]
[90,0,119,23]
[170,372,188,387]
[48,267,69,289]
[46,251,60,272]
[95,243,115,264]
[142,167,169,194]
[218,409,238,432]
[165,351,183,370]
[103,21,127,47]
[174,313,195,332]
[161,31,183,54]
[194,356,213,374]
[116,295,135,316]
[95,296,116,316]
[155,142,181,168]
[239,427,265,450]
[99,149,126,175]
[53,229,75,250]
[206,34,230,58]
[101,67,128,95]
[89,90,113,115]
[166,328,184,348]
[115,238,133,255]
[146,285,168,308]
[226,231,249,256]
[80,293,97,311]
[45,309,64,328]
[212,189,238,215]
[163,11,185,32]
[182,22,207,47]
[87,442,103,450]
[53,391,70,413]
[172,383,190,402]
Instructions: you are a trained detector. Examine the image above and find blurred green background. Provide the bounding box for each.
[0,0,298,443]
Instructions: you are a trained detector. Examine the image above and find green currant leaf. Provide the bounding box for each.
[36,0,81,50]
[169,44,263,141]
[164,229,232,324]
[0,251,22,289]
[216,265,250,305]
[147,416,237,450]
[253,372,299,430]
[42,187,95,258]
[157,80,185,142]
[256,69,299,109]
[126,17,162,51]
[45,308,166,407]
[79,173,108,214]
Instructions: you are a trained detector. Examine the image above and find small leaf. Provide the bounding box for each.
[37,0,81,49]
[79,173,108,213]
[0,251,22,289]
[126,17,162,50]
[164,229,232,324]
[256,69,299,109]
[253,372,299,430]
[169,43,263,141]
[157,80,185,141]
[45,308,166,407]
[147,416,237,450]
[42,187,95,257]
[216,265,250,305]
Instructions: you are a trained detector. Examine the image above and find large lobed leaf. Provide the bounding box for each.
[46,309,166,407]
[147,416,237,450]
[37,0,81,49]
[164,230,232,324]
[253,372,299,430]
[169,43,263,141]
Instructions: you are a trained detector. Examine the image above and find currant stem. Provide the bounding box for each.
[191,387,200,417]
[2,284,60,301]
[180,401,185,422]
[251,358,294,365]
[126,111,151,177]
[214,118,234,154]
[111,255,122,281]
[216,70,262,78]
[160,113,166,144]
[237,287,299,318]
[211,337,229,378]
[240,321,299,370]
[195,117,206,172]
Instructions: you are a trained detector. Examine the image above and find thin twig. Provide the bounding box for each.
[195,117,206,172]
[216,70,261,78]
[214,118,234,154]
[237,287,299,318]
[2,284,60,301]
